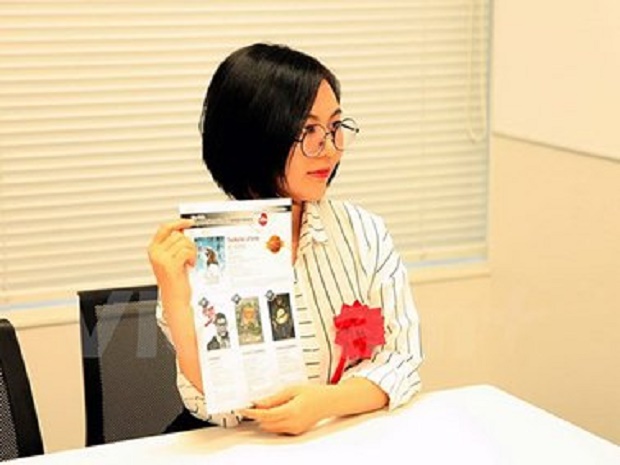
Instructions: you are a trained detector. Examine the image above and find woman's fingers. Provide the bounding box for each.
[148,220,197,285]
[243,408,305,436]
[168,240,197,265]
[256,419,300,435]
[147,220,196,318]
[151,219,194,245]
[243,385,330,435]
[241,404,289,424]
[252,387,296,409]
[149,222,195,261]
[161,230,192,253]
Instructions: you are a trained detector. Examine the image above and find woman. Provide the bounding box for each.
[148,43,422,435]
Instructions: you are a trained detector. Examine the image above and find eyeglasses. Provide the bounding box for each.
[295,118,360,158]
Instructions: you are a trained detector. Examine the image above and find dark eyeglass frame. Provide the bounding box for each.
[294,117,360,158]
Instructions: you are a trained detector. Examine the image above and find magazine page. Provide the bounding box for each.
[180,198,307,414]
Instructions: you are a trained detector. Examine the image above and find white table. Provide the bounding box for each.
[11,385,620,464]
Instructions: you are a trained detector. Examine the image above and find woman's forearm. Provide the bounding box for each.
[322,377,388,418]
[162,292,204,394]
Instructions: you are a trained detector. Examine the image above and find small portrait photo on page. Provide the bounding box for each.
[235,297,264,346]
[268,293,295,341]
[195,236,225,284]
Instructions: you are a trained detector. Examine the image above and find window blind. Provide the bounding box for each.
[0,0,491,306]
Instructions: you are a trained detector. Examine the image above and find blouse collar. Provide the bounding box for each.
[300,201,328,247]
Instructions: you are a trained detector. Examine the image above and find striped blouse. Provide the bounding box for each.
[157,198,423,427]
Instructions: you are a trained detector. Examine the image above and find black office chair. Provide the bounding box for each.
[0,318,44,460]
[78,285,204,446]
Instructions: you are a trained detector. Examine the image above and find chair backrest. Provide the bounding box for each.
[0,318,44,460]
[78,285,187,446]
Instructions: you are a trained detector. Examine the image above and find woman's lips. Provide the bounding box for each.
[307,168,331,179]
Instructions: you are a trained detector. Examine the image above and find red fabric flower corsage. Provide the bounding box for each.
[330,300,385,384]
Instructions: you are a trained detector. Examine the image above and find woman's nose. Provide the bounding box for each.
[321,134,338,158]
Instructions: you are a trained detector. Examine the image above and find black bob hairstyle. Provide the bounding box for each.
[200,43,341,200]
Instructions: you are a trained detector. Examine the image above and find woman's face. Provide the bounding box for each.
[283,80,343,202]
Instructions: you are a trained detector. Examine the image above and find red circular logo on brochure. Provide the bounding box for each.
[258,212,268,226]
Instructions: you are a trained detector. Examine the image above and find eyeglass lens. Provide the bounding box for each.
[302,119,358,157]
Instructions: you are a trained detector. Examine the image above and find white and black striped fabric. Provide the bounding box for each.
[158,199,422,427]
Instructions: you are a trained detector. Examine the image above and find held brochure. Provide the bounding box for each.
[180,198,307,414]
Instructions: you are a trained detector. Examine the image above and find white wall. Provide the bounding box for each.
[490,0,620,443]
[492,0,620,160]
[488,135,620,444]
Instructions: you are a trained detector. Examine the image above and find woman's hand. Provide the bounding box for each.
[240,385,334,435]
[147,219,196,312]
[241,378,388,436]
[148,219,204,392]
